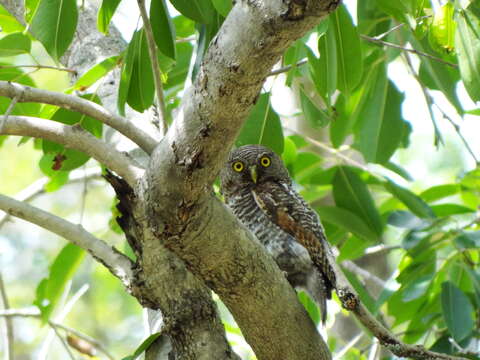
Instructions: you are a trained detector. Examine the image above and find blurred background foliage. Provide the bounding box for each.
[0,0,479,359]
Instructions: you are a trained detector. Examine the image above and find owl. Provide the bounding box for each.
[220,144,337,323]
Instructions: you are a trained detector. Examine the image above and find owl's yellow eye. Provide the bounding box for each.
[260,156,271,167]
[232,161,245,172]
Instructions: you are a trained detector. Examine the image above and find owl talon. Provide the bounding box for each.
[337,288,359,311]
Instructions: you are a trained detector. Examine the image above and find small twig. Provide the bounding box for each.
[342,261,387,288]
[0,64,76,74]
[433,103,479,165]
[0,95,19,132]
[0,308,115,360]
[0,274,14,360]
[333,333,364,360]
[268,58,308,77]
[137,0,168,136]
[0,167,102,229]
[402,51,444,146]
[285,127,374,174]
[176,36,196,43]
[363,244,401,256]
[360,34,458,69]
[51,324,76,360]
[372,15,431,41]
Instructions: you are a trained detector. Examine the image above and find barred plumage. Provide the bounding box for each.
[220,144,336,323]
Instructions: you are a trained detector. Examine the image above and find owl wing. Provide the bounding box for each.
[252,181,336,295]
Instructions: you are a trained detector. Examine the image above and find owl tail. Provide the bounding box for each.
[306,269,329,325]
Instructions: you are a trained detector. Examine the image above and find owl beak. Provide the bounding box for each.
[249,165,258,184]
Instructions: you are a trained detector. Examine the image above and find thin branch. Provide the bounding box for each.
[285,127,374,174]
[360,34,458,69]
[0,115,144,186]
[268,58,308,77]
[0,193,134,287]
[0,167,102,228]
[326,251,466,360]
[433,103,480,165]
[137,0,168,136]
[0,308,115,360]
[51,324,76,360]
[372,15,432,41]
[0,95,19,133]
[0,64,76,74]
[333,333,364,360]
[0,274,13,360]
[0,81,158,154]
[400,51,444,146]
[363,244,401,256]
[342,261,387,288]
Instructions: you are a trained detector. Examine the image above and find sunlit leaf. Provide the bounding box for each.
[169,0,216,24]
[29,0,78,60]
[429,3,456,54]
[441,282,474,342]
[0,32,31,57]
[384,180,435,219]
[0,4,24,32]
[455,9,480,102]
[331,4,363,94]
[298,291,320,325]
[122,333,162,360]
[332,166,383,236]
[34,243,85,322]
[97,0,121,34]
[236,93,284,155]
[151,0,176,59]
[70,55,121,92]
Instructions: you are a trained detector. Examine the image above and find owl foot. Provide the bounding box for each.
[337,288,359,311]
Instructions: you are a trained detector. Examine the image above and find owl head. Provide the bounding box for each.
[220,144,291,196]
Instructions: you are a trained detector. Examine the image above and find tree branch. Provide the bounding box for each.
[0,274,14,360]
[145,1,341,358]
[0,81,158,154]
[360,35,458,68]
[0,167,102,228]
[326,251,466,360]
[0,193,134,287]
[0,308,115,360]
[0,115,144,186]
[137,0,168,135]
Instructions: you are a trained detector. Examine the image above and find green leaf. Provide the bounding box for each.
[173,15,195,38]
[150,0,176,59]
[343,267,376,313]
[41,94,103,172]
[315,206,377,241]
[454,231,480,249]
[441,282,475,342]
[118,29,155,114]
[297,291,320,325]
[281,137,297,166]
[299,88,330,128]
[236,93,284,155]
[308,21,336,101]
[383,161,413,181]
[169,0,216,24]
[387,210,430,230]
[331,4,363,94]
[29,0,78,60]
[211,0,232,17]
[122,333,162,360]
[0,4,24,32]
[0,32,31,57]
[429,3,456,54]
[337,235,371,262]
[332,166,383,237]
[33,243,85,322]
[384,180,435,219]
[0,65,40,117]
[455,9,480,102]
[431,203,475,217]
[70,55,121,91]
[416,38,462,114]
[420,184,460,202]
[97,0,121,34]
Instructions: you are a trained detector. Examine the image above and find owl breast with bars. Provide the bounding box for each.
[220,144,337,323]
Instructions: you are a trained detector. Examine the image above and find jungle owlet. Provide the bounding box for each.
[220,144,337,323]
